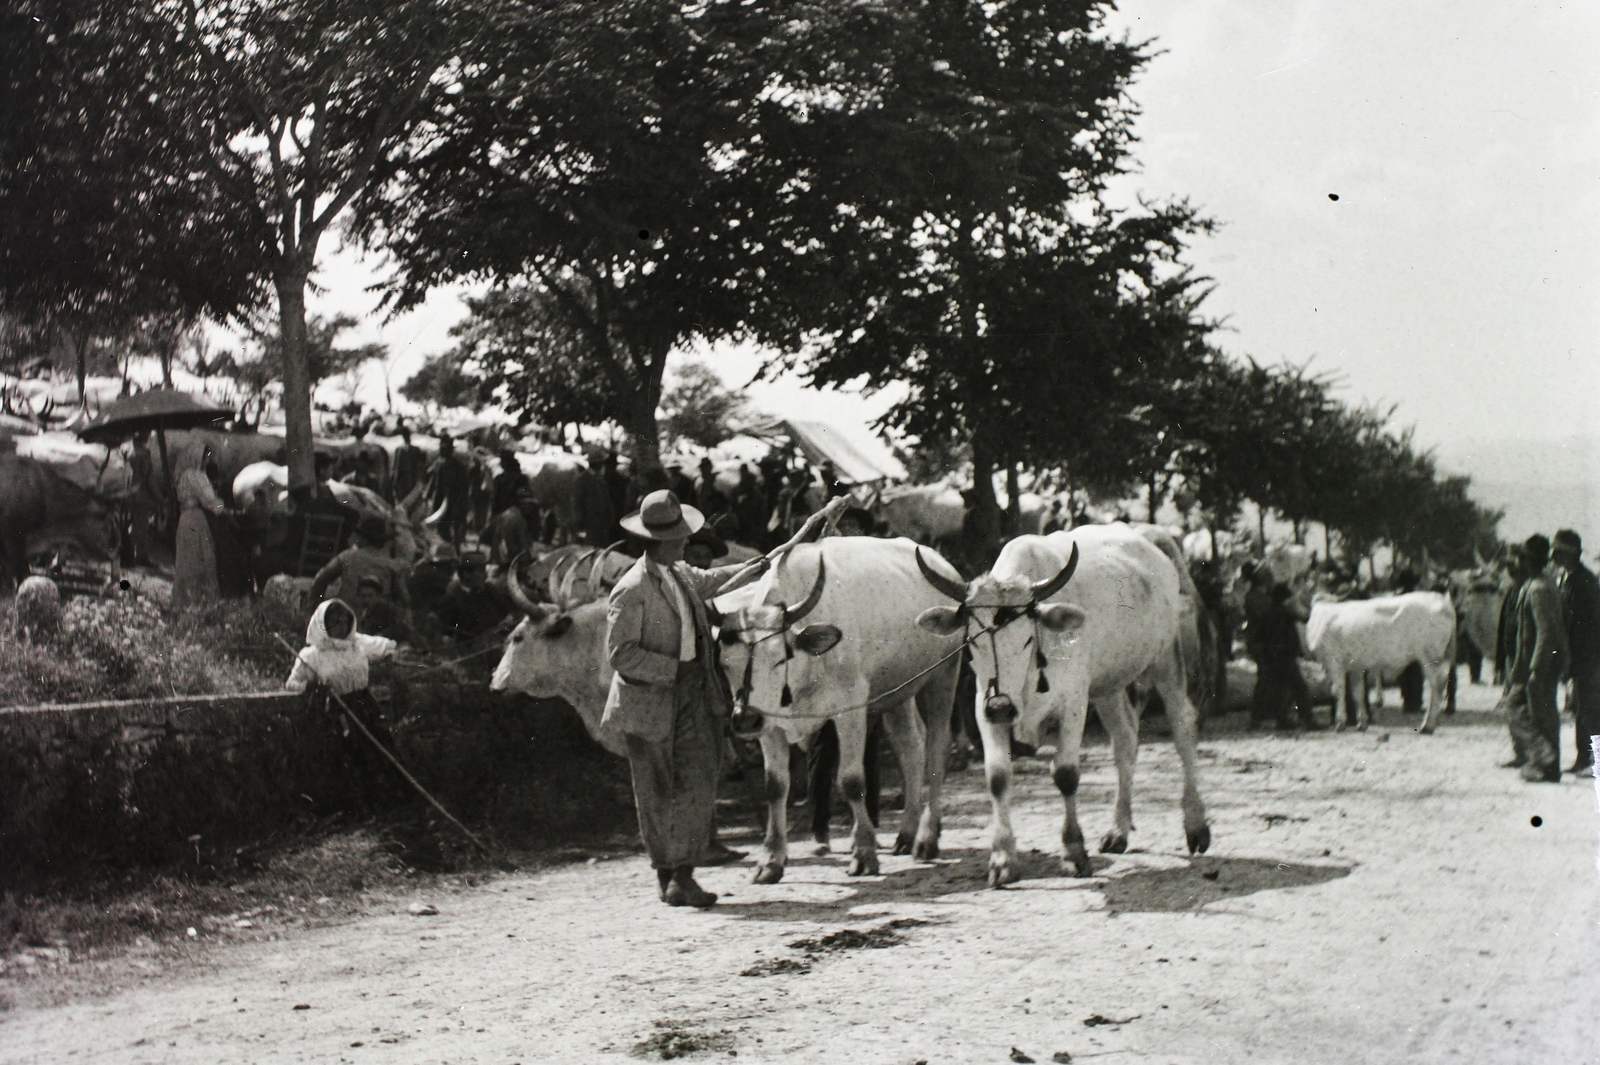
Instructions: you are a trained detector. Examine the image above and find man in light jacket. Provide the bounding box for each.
[604,488,842,907]
[1503,534,1570,782]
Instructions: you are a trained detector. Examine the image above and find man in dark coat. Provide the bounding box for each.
[491,449,529,519]
[1256,581,1317,731]
[1242,562,1277,726]
[1550,529,1600,776]
[435,550,512,643]
[427,434,472,548]
[391,426,427,504]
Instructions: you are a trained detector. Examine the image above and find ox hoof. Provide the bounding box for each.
[1334,722,1348,733]
[752,863,785,885]
[987,857,1021,889]
[847,853,880,878]
[1099,831,1129,855]
[1418,725,1436,736]
[810,842,830,857]
[1357,722,1369,733]
[1186,824,1212,856]
[912,838,940,862]
[892,831,915,856]
[1063,844,1093,878]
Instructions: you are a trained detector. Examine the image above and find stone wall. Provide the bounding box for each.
[0,692,357,888]
[0,684,635,891]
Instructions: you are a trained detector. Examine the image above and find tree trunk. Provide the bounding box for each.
[626,390,662,472]
[74,326,89,407]
[1005,462,1021,537]
[968,437,1001,555]
[1293,518,1303,545]
[1147,473,1160,524]
[1256,504,1267,554]
[275,269,317,491]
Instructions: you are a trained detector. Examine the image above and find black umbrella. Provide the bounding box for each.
[77,390,233,531]
[77,390,231,443]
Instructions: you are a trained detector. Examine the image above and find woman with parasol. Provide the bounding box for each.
[172,444,228,609]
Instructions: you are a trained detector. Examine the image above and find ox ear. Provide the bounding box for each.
[916,605,966,637]
[542,615,574,639]
[1034,602,1086,635]
[793,624,843,656]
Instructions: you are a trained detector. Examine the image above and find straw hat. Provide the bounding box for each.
[620,489,705,541]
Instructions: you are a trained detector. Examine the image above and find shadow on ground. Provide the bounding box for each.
[715,847,1351,923]
[1100,855,1351,913]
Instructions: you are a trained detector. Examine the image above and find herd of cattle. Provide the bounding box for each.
[1,422,1499,887]
[491,516,1490,889]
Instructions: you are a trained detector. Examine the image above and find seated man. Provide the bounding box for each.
[310,514,410,613]
[350,572,422,645]
[484,488,540,566]
[435,550,513,643]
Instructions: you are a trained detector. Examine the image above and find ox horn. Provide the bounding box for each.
[1029,543,1080,603]
[422,497,449,526]
[782,555,828,628]
[546,551,580,603]
[916,547,969,602]
[504,552,545,617]
[556,548,596,605]
[590,540,625,594]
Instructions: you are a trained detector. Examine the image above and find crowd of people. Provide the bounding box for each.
[1237,529,1598,782]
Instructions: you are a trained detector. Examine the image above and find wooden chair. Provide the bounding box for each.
[294,513,346,578]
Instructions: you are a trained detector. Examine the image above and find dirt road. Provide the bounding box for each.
[5,676,1599,1064]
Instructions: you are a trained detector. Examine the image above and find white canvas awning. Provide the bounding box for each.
[740,418,904,484]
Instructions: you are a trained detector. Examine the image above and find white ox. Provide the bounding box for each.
[486,534,960,876]
[1304,592,1457,732]
[914,522,1210,888]
[710,538,964,882]
[1450,570,1505,685]
[870,483,1047,545]
[233,461,427,563]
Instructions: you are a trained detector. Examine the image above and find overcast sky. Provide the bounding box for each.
[313,0,1598,479]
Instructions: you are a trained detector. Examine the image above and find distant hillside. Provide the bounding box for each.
[1438,435,1600,553]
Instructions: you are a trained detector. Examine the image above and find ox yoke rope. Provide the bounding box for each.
[748,602,1051,723]
[749,624,993,723]
[273,635,497,859]
[391,642,504,678]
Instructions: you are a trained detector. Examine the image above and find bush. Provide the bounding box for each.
[0,593,300,707]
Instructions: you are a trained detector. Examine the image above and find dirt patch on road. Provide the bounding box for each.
[631,1021,737,1059]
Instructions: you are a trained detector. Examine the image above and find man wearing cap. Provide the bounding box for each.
[485,488,539,567]
[436,550,513,643]
[407,542,459,639]
[605,488,841,908]
[1550,529,1599,776]
[310,513,410,613]
[1501,534,1569,782]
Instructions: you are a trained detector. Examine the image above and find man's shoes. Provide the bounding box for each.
[1520,764,1562,784]
[664,868,718,908]
[701,843,746,866]
[1567,762,1595,778]
[1499,758,1528,769]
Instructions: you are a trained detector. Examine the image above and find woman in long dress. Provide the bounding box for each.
[172,445,227,609]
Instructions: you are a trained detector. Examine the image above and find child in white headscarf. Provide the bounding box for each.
[285,599,396,695]
[285,600,402,811]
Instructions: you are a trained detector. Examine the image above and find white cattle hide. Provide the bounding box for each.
[1304,592,1456,732]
